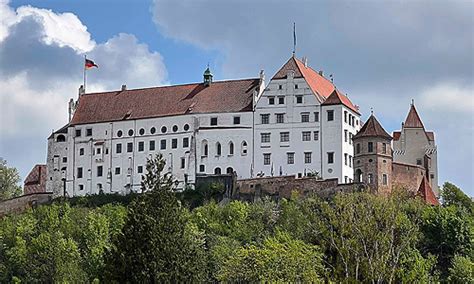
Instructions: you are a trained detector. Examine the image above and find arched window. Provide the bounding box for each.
[216,142,222,156]
[202,140,208,156]
[229,141,234,155]
[56,135,66,142]
[355,169,362,182]
[226,167,234,174]
[241,141,248,155]
[214,167,222,175]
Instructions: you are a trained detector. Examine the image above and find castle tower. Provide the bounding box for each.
[392,102,438,195]
[352,114,393,194]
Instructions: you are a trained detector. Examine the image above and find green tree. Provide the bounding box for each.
[442,182,474,213]
[0,158,22,200]
[448,255,474,283]
[104,154,207,282]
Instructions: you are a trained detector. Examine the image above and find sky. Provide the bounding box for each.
[0,0,473,195]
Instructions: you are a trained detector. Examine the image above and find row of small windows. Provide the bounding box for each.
[260,112,320,124]
[75,124,191,138]
[198,165,234,175]
[355,142,388,154]
[201,140,247,156]
[344,130,354,145]
[355,170,388,185]
[263,152,313,165]
[210,116,241,126]
[78,138,190,156]
[267,94,302,105]
[343,111,359,127]
[261,131,319,143]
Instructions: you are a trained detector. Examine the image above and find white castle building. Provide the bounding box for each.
[47,56,416,197]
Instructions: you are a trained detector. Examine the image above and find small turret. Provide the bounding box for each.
[203,66,213,86]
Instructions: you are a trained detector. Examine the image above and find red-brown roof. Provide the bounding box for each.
[393,131,434,142]
[404,104,425,128]
[70,79,259,125]
[321,89,360,114]
[24,164,47,195]
[417,176,439,206]
[272,57,359,113]
[353,115,392,140]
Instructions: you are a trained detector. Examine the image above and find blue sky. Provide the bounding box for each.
[1,0,473,195]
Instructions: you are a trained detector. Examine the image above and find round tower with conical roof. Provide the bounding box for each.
[352,114,393,194]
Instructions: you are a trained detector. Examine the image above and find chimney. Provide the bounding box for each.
[68,98,75,122]
[78,85,85,96]
[121,84,127,91]
[302,56,308,67]
[318,70,323,76]
[259,69,265,82]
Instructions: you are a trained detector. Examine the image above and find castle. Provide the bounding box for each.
[40,55,439,203]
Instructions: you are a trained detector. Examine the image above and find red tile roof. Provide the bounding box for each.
[272,57,359,113]
[353,115,392,140]
[321,89,360,114]
[393,131,401,141]
[24,164,47,195]
[70,79,260,125]
[417,176,439,205]
[393,131,434,142]
[404,104,425,128]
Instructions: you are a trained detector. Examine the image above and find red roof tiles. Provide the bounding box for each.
[417,176,439,206]
[353,115,392,140]
[321,89,360,114]
[24,164,47,195]
[404,104,425,128]
[70,79,260,125]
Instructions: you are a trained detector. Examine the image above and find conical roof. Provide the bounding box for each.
[404,104,425,128]
[353,114,392,140]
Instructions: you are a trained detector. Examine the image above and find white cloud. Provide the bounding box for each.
[419,82,474,113]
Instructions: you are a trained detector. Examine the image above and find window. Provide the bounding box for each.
[210,117,218,126]
[214,167,222,175]
[301,112,310,122]
[349,114,352,126]
[79,184,84,191]
[116,143,122,154]
[382,143,387,154]
[349,133,353,145]
[314,112,319,122]
[149,140,155,151]
[295,84,299,89]
[233,116,241,125]
[416,159,422,165]
[261,133,271,143]
[202,140,208,156]
[368,174,373,184]
[183,137,189,148]
[127,142,133,152]
[276,113,285,123]
[327,152,334,164]
[229,142,234,155]
[77,167,83,178]
[96,147,101,155]
[345,176,348,183]
[216,142,222,156]
[263,153,271,165]
[268,97,275,105]
[287,152,295,164]
[261,114,270,124]
[161,126,167,133]
[344,111,348,123]
[349,155,352,167]
[181,158,185,169]
[199,165,205,172]
[138,141,144,152]
[368,142,373,153]
[184,124,190,131]
[352,116,355,127]
[79,148,84,156]
[278,84,282,90]
[304,152,312,164]
[160,139,166,150]
[302,131,311,141]
[115,167,120,175]
[139,128,145,135]
[327,110,334,121]
[226,167,234,174]
[137,166,143,174]
[314,131,319,141]
[383,174,388,185]
[97,166,103,177]
[296,95,303,104]
[172,125,178,132]
[344,153,348,165]
[172,138,178,149]
[356,143,361,154]
[62,157,67,163]
[278,96,285,104]
[117,130,123,137]
[150,127,156,134]
[344,130,348,142]
[242,141,248,155]
[280,132,290,142]
[75,129,81,137]
[86,128,92,136]
[128,129,134,136]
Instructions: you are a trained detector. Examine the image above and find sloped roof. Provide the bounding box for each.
[404,104,425,128]
[353,115,392,140]
[321,89,360,114]
[272,57,359,111]
[393,130,435,141]
[417,176,439,206]
[70,78,259,125]
[24,164,47,195]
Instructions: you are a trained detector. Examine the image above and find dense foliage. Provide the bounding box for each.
[0,158,22,200]
[0,154,472,282]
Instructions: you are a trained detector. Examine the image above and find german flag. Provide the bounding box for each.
[85,58,98,69]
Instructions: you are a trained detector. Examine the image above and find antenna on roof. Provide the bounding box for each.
[292,22,297,57]
[370,107,374,116]
[411,98,415,106]
[329,74,334,83]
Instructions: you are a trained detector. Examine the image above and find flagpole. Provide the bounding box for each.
[293,22,296,57]
[83,54,87,93]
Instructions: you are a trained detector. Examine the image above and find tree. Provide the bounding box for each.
[442,182,474,213]
[0,158,22,200]
[104,154,207,282]
[448,255,474,283]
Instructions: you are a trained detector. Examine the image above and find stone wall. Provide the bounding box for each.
[0,193,53,217]
[392,162,425,192]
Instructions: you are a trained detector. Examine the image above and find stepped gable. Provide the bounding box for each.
[353,115,392,140]
[417,176,439,205]
[404,104,425,128]
[70,78,259,125]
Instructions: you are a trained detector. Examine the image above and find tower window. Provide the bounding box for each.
[77,167,83,179]
[79,148,84,156]
[368,142,374,153]
[327,152,334,164]
[368,174,373,184]
[199,165,205,172]
[344,111,348,123]
[278,84,282,90]
[181,158,185,169]
[295,84,299,89]
[382,143,387,154]
[356,143,361,154]
[382,174,388,185]
[97,166,103,177]
[416,159,422,165]
[327,110,334,121]
[344,153,348,165]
